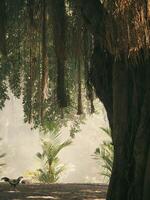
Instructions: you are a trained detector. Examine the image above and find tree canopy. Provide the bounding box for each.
[0,0,94,130]
[1,1,150,200]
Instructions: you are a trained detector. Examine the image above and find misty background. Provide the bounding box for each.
[0,92,109,183]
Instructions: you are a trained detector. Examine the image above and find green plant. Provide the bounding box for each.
[34,132,72,183]
[94,128,113,181]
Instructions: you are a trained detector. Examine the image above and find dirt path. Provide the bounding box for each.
[0,183,107,200]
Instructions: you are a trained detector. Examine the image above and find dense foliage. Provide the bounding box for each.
[94,128,113,182]
[0,0,95,131]
[1,1,150,199]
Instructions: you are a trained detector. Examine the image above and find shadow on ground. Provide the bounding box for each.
[0,183,107,200]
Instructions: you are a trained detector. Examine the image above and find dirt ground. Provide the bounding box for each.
[0,183,107,200]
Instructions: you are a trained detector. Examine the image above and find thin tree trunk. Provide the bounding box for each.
[27,0,35,28]
[83,28,95,114]
[77,60,83,115]
[28,45,33,123]
[0,0,7,57]
[50,0,67,108]
[40,0,48,123]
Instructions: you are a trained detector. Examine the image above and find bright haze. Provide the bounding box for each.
[0,92,109,183]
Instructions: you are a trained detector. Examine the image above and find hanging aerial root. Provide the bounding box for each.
[0,0,7,57]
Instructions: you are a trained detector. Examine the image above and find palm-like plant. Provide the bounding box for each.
[94,128,113,181]
[35,133,72,183]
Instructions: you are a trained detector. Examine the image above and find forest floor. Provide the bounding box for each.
[0,183,107,200]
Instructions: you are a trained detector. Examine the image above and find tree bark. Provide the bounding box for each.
[133,65,150,200]
[0,0,7,57]
[50,0,67,108]
[79,0,150,200]
[40,0,48,123]
[83,28,95,114]
[90,43,113,130]
[107,57,129,200]
[77,60,83,115]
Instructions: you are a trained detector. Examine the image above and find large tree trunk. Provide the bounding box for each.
[79,0,150,200]
[133,64,150,200]
[106,57,129,200]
